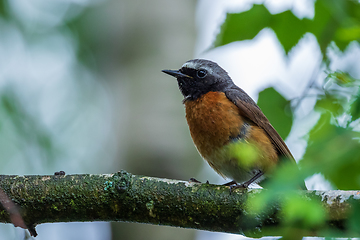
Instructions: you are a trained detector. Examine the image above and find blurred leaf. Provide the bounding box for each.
[247,182,326,232]
[314,94,347,117]
[214,0,360,59]
[66,13,98,69]
[347,200,360,235]
[322,71,360,120]
[350,89,360,120]
[282,195,326,227]
[329,0,360,51]
[229,141,259,167]
[0,0,9,18]
[249,162,309,215]
[328,71,358,86]
[257,87,293,139]
[302,113,360,190]
[0,90,56,167]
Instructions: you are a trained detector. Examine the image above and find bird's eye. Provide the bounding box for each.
[196,69,207,78]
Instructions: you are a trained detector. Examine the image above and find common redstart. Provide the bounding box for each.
[162,59,306,190]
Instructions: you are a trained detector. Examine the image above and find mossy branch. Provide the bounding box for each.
[0,170,358,237]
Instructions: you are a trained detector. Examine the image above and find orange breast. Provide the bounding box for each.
[184,91,279,183]
[184,92,243,159]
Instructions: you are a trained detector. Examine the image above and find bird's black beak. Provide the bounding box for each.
[162,69,191,79]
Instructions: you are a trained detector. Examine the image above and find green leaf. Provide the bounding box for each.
[314,94,347,117]
[301,113,360,190]
[214,0,360,59]
[257,87,293,140]
[0,0,9,18]
[215,5,270,45]
[328,71,358,86]
[282,195,326,227]
[311,0,360,53]
[347,200,360,234]
[350,90,360,120]
[214,4,308,54]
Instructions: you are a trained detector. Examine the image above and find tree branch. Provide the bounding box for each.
[0,170,358,237]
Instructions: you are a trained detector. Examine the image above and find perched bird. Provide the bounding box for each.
[162,59,306,189]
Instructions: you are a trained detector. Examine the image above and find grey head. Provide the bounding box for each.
[162,59,235,101]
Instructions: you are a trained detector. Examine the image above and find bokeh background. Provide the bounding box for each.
[0,0,359,239]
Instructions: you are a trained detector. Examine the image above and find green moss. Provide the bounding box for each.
[103,181,113,191]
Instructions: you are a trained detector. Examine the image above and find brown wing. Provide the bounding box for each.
[226,87,308,190]
[225,87,295,162]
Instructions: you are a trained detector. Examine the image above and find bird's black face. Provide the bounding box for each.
[162,59,234,101]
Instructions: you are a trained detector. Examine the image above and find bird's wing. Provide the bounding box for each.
[225,87,295,161]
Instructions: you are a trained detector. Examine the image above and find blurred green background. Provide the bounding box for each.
[0,0,360,239]
[0,0,199,239]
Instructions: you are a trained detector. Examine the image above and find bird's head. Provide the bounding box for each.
[162,59,234,101]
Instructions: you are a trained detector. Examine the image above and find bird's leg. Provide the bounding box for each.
[230,171,264,192]
[223,180,237,186]
[242,171,264,188]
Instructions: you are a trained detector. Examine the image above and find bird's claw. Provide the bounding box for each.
[228,183,249,194]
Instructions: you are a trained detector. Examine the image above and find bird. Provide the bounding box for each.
[162,59,306,190]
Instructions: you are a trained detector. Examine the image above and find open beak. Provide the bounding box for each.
[162,69,191,79]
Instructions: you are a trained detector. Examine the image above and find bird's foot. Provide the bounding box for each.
[229,171,264,193]
[223,180,237,186]
[225,181,251,194]
[230,183,248,191]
